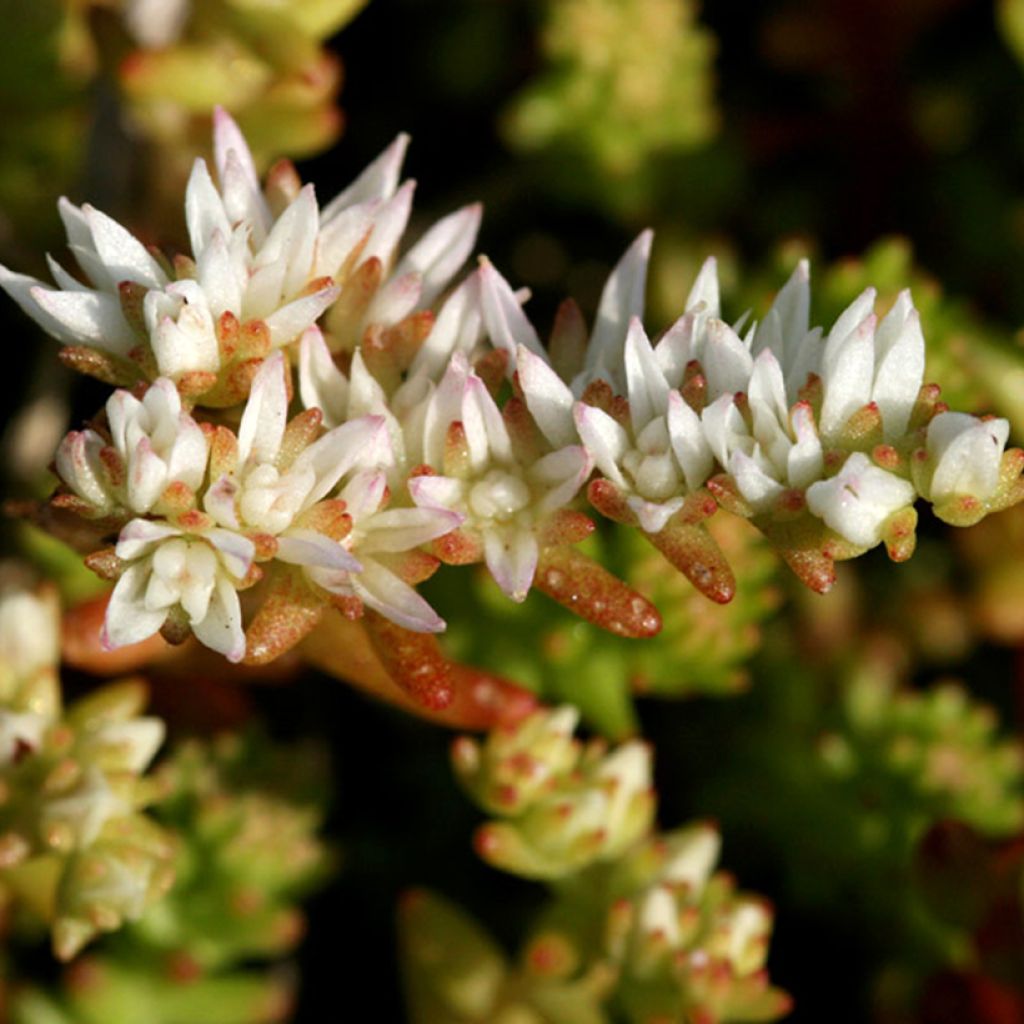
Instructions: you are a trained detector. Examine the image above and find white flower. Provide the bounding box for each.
[572,319,712,533]
[805,452,916,548]
[288,470,461,633]
[204,351,391,537]
[922,411,1011,504]
[407,354,591,601]
[297,324,407,467]
[103,519,254,662]
[700,349,824,513]
[56,378,208,517]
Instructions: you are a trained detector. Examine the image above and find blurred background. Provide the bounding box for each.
[4,1,1024,1022]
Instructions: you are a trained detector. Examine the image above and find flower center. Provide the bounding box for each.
[622,417,681,501]
[467,468,532,523]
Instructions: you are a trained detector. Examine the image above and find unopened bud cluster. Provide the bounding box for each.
[820,669,1024,842]
[406,708,790,1023]
[453,706,655,878]
[14,732,332,1024]
[0,580,172,961]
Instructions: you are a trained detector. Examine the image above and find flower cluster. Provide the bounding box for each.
[403,708,789,1024]
[606,824,792,1023]
[479,235,1024,594]
[14,732,333,1024]
[0,578,173,961]
[453,705,655,878]
[820,669,1024,840]
[4,111,1023,673]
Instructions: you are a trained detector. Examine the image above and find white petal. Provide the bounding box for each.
[463,373,512,470]
[586,230,652,388]
[316,200,375,278]
[654,313,695,386]
[748,349,788,427]
[927,412,1010,503]
[205,528,256,580]
[395,203,482,307]
[212,107,269,232]
[422,354,469,469]
[823,287,876,368]
[872,290,924,439]
[102,563,168,650]
[685,255,720,321]
[42,257,82,292]
[786,402,824,489]
[56,430,111,509]
[81,205,167,289]
[783,326,824,402]
[57,197,92,251]
[204,474,241,529]
[338,470,388,521]
[362,180,415,269]
[769,258,810,366]
[114,519,182,560]
[408,473,465,512]
[667,390,713,490]
[700,393,750,469]
[0,265,69,336]
[126,438,167,513]
[185,158,232,256]
[262,285,340,349]
[730,450,786,512]
[363,271,421,327]
[238,351,288,466]
[298,326,348,426]
[479,260,544,364]
[484,527,539,602]
[190,575,245,662]
[703,319,754,400]
[276,529,362,572]
[533,445,592,515]
[254,184,319,303]
[410,273,483,380]
[351,558,446,633]
[806,453,915,547]
[294,414,391,503]
[819,315,876,440]
[573,403,629,486]
[358,507,463,553]
[626,495,685,534]
[624,317,670,434]
[168,413,210,491]
[517,344,576,448]
[321,133,410,220]
[196,230,243,318]
[29,286,136,354]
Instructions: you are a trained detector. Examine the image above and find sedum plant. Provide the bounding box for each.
[2,17,1024,1020]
